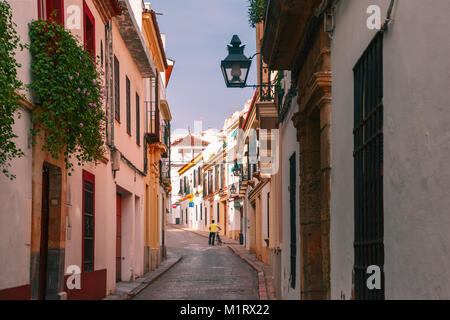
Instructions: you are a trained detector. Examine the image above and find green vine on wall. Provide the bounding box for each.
[29,18,106,173]
[276,70,285,103]
[248,0,268,28]
[0,0,25,179]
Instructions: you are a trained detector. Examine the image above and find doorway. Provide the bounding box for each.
[299,109,330,300]
[249,200,256,253]
[35,162,64,300]
[116,193,122,282]
[38,166,50,300]
[222,201,227,236]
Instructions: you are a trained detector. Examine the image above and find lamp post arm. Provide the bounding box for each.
[249,52,261,60]
[246,52,276,88]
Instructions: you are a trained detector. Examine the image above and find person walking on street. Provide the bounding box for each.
[209,220,221,246]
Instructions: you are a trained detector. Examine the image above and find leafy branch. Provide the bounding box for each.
[248,0,268,28]
[29,18,106,173]
[0,0,26,179]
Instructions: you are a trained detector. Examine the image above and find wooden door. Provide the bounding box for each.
[116,194,122,282]
[38,166,50,300]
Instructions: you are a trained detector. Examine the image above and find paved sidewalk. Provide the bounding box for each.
[104,253,182,300]
[228,245,277,300]
[170,224,240,245]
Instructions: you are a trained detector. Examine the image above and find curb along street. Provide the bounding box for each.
[227,245,269,300]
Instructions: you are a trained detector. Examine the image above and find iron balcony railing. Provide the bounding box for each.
[258,54,277,102]
[160,159,170,180]
[144,100,171,151]
[145,100,162,143]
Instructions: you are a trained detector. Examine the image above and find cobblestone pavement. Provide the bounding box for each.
[132,225,259,300]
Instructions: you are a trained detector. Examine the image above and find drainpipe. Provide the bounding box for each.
[382,0,395,32]
[105,20,120,179]
[105,21,114,149]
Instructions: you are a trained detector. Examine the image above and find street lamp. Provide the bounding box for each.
[221,35,252,88]
[232,160,241,177]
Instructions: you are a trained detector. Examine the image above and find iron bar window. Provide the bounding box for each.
[289,153,296,289]
[83,171,95,273]
[353,32,384,300]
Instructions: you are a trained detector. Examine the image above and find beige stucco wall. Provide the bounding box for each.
[112,19,145,169]
[0,108,33,291]
[330,0,450,299]
[0,0,35,292]
[64,0,146,293]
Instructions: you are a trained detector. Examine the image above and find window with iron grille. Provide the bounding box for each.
[208,170,212,194]
[214,166,219,191]
[83,1,95,58]
[126,76,131,134]
[38,0,64,25]
[220,164,225,189]
[353,32,384,300]
[100,40,103,66]
[82,170,95,273]
[114,56,120,121]
[289,153,296,289]
[267,192,270,238]
[217,203,220,223]
[200,203,203,220]
[136,93,140,145]
[203,174,207,196]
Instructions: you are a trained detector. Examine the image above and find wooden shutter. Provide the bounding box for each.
[114,56,120,121]
[136,93,140,145]
[126,76,131,134]
[83,1,95,57]
[42,0,64,25]
[217,203,220,223]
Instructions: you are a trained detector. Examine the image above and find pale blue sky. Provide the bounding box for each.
[149,0,257,131]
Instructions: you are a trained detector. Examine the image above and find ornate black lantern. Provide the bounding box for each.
[221,35,252,88]
[232,162,241,177]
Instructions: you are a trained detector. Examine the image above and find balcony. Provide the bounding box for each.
[145,100,162,144]
[145,101,170,154]
[160,160,171,189]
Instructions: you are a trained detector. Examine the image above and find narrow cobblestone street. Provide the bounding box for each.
[132,226,259,300]
[1,0,449,306]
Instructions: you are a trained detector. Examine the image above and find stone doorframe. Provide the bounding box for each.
[292,50,332,299]
[30,161,66,300]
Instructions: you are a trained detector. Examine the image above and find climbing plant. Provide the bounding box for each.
[29,18,106,172]
[275,70,285,103]
[0,0,25,179]
[248,0,268,28]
